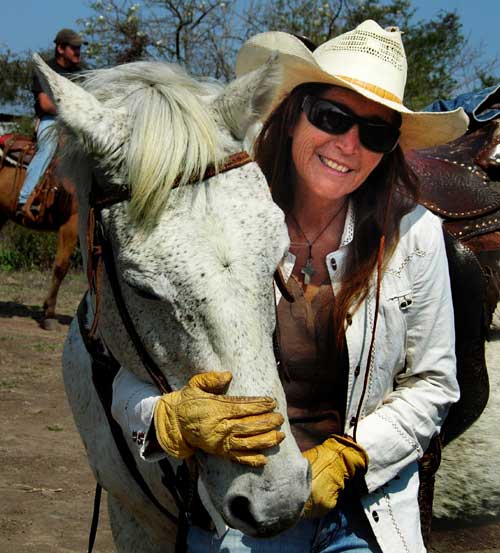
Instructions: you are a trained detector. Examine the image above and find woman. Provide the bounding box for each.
[112,20,467,552]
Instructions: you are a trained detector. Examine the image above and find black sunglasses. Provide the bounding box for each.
[301,95,400,154]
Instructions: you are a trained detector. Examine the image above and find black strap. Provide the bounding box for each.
[87,483,102,553]
[93,212,174,394]
[80,214,211,548]
[274,267,294,303]
[77,298,180,525]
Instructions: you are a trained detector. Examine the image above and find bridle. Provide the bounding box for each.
[85,149,293,387]
[80,150,294,552]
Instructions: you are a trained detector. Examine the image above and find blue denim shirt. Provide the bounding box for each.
[424,84,500,123]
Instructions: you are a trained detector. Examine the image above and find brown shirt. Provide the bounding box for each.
[277,276,348,451]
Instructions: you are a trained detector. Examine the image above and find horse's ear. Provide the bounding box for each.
[214,53,281,141]
[32,53,127,156]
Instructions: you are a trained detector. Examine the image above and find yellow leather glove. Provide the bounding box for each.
[302,435,368,518]
[154,371,285,467]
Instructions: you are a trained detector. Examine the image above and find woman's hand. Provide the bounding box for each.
[154,371,285,466]
[302,435,368,518]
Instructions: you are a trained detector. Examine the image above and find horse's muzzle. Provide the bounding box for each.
[221,457,311,537]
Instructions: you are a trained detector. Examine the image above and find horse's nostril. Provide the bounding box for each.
[229,495,257,528]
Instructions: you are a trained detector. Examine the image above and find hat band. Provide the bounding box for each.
[338,76,402,104]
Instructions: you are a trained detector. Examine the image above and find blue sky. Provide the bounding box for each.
[1,0,498,82]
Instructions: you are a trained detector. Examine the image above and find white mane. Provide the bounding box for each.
[78,62,235,228]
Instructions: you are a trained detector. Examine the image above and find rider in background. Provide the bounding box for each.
[17,28,86,216]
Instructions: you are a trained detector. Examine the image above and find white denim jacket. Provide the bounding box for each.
[112,202,459,553]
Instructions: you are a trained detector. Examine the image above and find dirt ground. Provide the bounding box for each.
[0,270,114,553]
[0,269,499,553]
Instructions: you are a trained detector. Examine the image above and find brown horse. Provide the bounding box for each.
[0,135,79,330]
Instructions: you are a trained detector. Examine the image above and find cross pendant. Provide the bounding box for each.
[301,257,315,285]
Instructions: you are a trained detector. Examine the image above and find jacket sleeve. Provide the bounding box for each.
[111,366,166,462]
[351,214,460,492]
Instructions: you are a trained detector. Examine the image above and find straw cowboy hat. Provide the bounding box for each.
[235,20,469,150]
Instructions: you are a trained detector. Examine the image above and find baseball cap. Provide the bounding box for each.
[54,28,88,47]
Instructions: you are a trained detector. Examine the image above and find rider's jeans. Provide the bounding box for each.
[187,495,382,553]
[18,115,57,205]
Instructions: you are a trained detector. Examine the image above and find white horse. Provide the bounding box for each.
[434,246,500,523]
[33,55,310,552]
[434,338,500,522]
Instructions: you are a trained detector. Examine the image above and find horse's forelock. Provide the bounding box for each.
[81,62,229,231]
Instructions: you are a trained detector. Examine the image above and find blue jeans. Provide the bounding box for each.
[187,496,382,553]
[18,115,57,205]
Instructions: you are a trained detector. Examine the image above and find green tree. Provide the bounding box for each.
[0,48,33,112]
[1,0,498,113]
[79,0,236,78]
[79,0,497,107]
[476,71,498,89]
[239,0,344,46]
[0,47,57,116]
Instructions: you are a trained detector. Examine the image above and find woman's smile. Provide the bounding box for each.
[318,154,352,174]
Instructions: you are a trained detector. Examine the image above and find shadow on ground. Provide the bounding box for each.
[431,516,500,552]
[0,300,73,326]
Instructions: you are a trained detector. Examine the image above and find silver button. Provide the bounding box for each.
[399,295,412,310]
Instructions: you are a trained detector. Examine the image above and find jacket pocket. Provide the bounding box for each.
[386,289,413,311]
[379,288,413,376]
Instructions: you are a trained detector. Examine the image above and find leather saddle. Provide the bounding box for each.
[0,133,35,168]
[407,118,500,248]
[20,158,67,229]
[0,133,68,228]
[407,118,499,542]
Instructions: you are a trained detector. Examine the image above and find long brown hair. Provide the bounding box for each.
[254,83,420,344]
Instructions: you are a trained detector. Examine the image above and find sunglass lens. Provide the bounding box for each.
[360,124,400,153]
[317,106,353,134]
[307,99,353,134]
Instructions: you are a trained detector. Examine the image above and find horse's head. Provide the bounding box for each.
[34,54,310,536]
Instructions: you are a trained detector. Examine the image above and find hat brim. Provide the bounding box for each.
[236,32,469,151]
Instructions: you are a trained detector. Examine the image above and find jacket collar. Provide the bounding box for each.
[281,199,355,287]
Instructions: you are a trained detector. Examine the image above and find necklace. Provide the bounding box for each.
[288,201,346,285]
